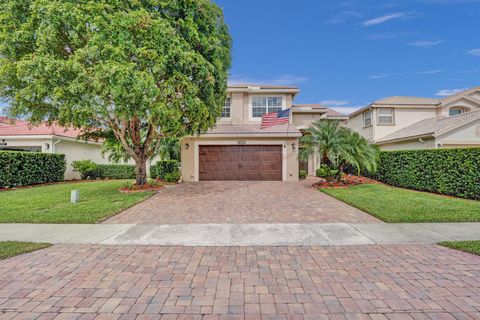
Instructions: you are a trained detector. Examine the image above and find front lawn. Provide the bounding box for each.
[322,184,480,223]
[0,180,154,223]
[0,241,51,260]
[439,241,480,256]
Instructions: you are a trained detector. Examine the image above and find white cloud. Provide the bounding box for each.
[466,48,480,56]
[319,100,350,106]
[229,74,308,85]
[324,11,362,25]
[407,40,443,47]
[369,69,444,79]
[436,88,468,96]
[362,13,406,26]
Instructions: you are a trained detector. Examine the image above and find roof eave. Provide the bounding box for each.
[376,133,434,145]
[194,133,302,138]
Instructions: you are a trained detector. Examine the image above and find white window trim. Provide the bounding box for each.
[377,107,395,125]
[248,94,287,122]
[363,110,372,127]
[448,107,466,116]
[221,96,232,120]
[193,140,287,181]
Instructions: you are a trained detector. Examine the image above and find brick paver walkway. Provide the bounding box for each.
[105,180,379,224]
[1,244,479,319]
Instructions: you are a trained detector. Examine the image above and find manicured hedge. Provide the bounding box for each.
[365,148,480,200]
[0,151,66,188]
[150,160,179,181]
[97,164,135,179]
[72,160,136,180]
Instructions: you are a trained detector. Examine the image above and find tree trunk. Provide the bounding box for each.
[135,158,148,186]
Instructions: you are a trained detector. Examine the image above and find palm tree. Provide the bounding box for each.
[299,120,379,178]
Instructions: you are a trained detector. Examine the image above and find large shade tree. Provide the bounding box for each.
[0,0,231,185]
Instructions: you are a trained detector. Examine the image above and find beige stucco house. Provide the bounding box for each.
[0,117,138,180]
[181,84,347,181]
[346,87,480,150]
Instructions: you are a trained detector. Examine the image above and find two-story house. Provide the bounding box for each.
[180,84,347,181]
[346,87,480,150]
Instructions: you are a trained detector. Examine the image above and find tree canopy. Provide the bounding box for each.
[299,120,379,175]
[0,0,232,184]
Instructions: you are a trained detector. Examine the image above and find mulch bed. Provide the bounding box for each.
[119,183,165,193]
[313,175,378,189]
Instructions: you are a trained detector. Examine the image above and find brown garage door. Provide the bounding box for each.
[199,145,282,181]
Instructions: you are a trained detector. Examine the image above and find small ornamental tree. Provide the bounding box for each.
[0,0,231,185]
[299,120,379,179]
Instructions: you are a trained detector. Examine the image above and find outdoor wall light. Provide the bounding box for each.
[292,143,296,151]
[185,143,190,150]
[45,143,50,150]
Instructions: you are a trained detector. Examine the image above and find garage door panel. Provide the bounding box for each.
[199,145,282,181]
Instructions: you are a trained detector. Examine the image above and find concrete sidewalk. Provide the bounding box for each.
[1,222,479,246]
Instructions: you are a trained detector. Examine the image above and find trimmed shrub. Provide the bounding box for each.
[0,151,66,188]
[316,165,341,182]
[150,160,179,180]
[72,160,100,179]
[299,170,307,180]
[73,160,136,180]
[365,148,480,200]
[97,164,135,179]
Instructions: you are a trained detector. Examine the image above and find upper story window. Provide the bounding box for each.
[378,108,394,125]
[363,110,372,127]
[221,97,231,118]
[251,96,283,118]
[449,107,466,116]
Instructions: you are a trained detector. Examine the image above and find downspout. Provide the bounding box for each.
[418,137,430,149]
[52,138,61,153]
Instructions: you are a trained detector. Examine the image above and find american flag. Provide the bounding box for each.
[260,108,291,129]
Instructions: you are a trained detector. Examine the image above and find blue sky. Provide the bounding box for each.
[1,0,479,115]
[216,0,480,114]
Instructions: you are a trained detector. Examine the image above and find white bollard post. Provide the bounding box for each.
[71,190,80,204]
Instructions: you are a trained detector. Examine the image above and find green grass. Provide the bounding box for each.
[322,184,480,223]
[0,241,51,260]
[0,180,153,223]
[439,241,480,256]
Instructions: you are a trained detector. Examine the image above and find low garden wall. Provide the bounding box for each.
[0,151,66,188]
[366,148,480,200]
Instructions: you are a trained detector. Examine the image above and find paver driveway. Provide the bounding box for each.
[1,244,479,319]
[105,180,379,224]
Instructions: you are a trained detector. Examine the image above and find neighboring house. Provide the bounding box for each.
[181,84,346,181]
[0,117,132,179]
[346,87,480,150]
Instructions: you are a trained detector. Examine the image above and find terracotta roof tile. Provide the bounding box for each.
[203,124,301,136]
[292,104,346,117]
[227,83,299,90]
[0,120,83,139]
[377,110,480,143]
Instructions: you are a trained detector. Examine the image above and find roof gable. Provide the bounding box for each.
[377,110,480,143]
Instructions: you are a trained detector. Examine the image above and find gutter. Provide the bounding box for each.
[376,133,434,145]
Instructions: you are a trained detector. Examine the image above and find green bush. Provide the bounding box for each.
[0,151,66,188]
[72,160,135,180]
[150,160,179,180]
[97,164,135,179]
[299,170,308,180]
[316,165,341,182]
[365,148,480,200]
[163,170,181,182]
[72,160,100,179]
